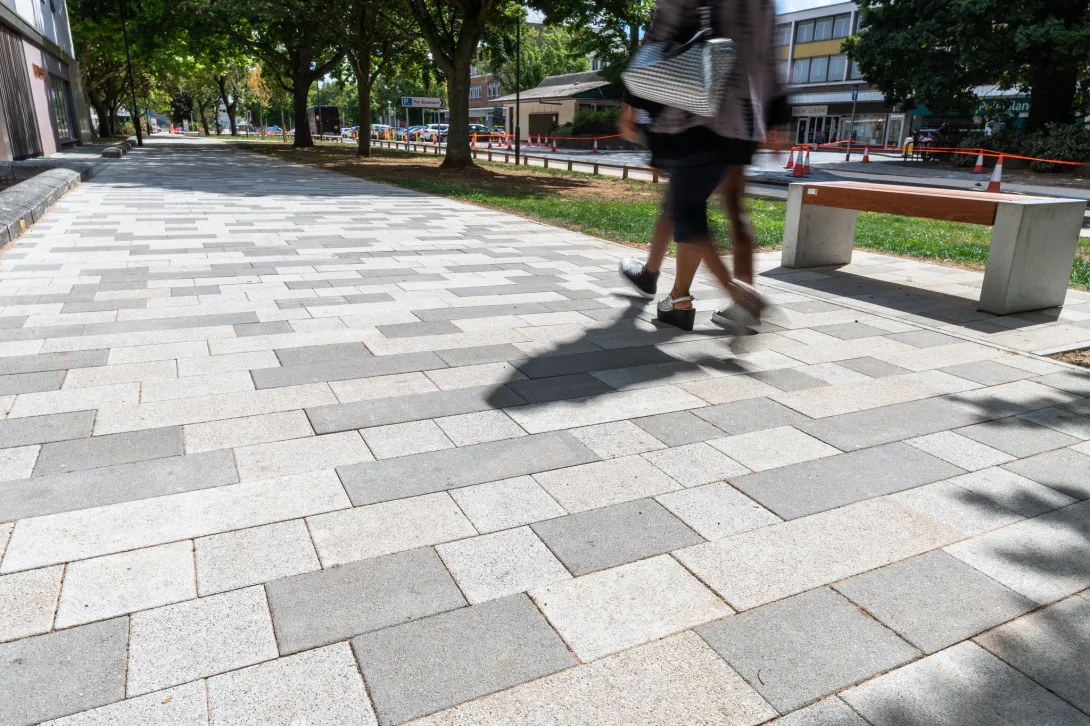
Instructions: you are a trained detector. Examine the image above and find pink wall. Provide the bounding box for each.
[22,39,56,156]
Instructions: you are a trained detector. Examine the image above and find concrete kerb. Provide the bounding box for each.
[0,154,113,248]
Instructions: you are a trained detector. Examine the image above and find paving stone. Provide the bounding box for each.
[183,410,315,454]
[434,410,526,446]
[234,430,372,480]
[532,555,731,661]
[33,426,183,476]
[62,360,177,389]
[437,527,571,603]
[308,384,524,433]
[40,680,208,725]
[0,369,65,396]
[952,379,1083,418]
[797,397,985,451]
[273,341,373,366]
[840,641,1090,726]
[657,482,782,540]
[0,410,95,449]
[1,470,350,573]
[234,320,293,337]
[975,594,1090,714]
[698,587,918,712]
[0,443,39,480]
[127,586,278,696]
[354,594,576,725]
[0,565,62,643]
[905,430,1015,471]
[945,499,1090,604]
[889,480,1024,537]
[1003,447,1090,499]
[408,631,777,726]
[692,397,811,435]
[435,343,526,367]
[836,356,912,378]
[55,541,195,629]
[941,359,1035,386]
[448,476,566,533]
[360,419,454,458]
[0,349,107,375]
[531,499,702,576]
[195,520,320,596]
[1021,406,1090,440]
[378,319,461,339]
[709,425,840,473]
[252,350,445,389]
[766,698,869,726]
[265,547,466,655]
[957,418,1078,458]
[748,368,829,392]
[425,361,526,390]
[945,467,1076,517]
[834,550,1034,654]
[207,642,377,726]
[0,618,128,725]
[414,303,550,322]
[338,430,596,505]
[811,322,887,340]
[569,420,665,458]
[675,498,959,610]
[306,492,475,567]
[507,385,705,433]
[1035,369,1090,397]
[642,441,750,486]
[534,453,682,513]
[632,410,727,446]
[507,372,615,403]
[886,329,963,349]
[679,374,781,405]
[0,449,240,521]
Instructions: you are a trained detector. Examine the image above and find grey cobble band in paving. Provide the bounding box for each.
[307,385,526,433]
[0,410,96,449]
[32,426,183,476]
[251,350,446,389]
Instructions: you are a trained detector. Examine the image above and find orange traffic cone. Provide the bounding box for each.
[973,151,984,173]
[592,138,599,153]
[785,147,795,169]
[551,137,557,152]
[487,137,492,150]
[987,155,1004,193]
[536,135,541,147]
[506,137,512,151]
[861,143,870,162]
[803,148,811,175]
[471,135,476,148]
[792,148,805,177]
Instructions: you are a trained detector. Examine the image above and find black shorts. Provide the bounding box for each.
[658,135,756,242]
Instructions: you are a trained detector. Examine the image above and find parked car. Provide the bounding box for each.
[398,125,424,140]
[370,124,392,139]
[419,124,448,142]
[468,123,492,140]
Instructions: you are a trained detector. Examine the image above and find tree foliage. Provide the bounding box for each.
[533,0,652,82]
[482,21,589,91]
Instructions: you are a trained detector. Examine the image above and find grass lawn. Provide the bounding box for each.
[236,141,1090,290]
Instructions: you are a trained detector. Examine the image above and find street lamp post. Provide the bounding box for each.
[845,84,859,162]
[119,0,142,146]
[514,9,521,165]
[316,79,323,140]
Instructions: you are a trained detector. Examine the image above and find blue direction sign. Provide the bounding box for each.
[401,96,444,109]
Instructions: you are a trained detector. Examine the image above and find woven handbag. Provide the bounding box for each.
[621,3,735,118]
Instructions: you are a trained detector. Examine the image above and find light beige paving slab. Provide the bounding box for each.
[872,341,1006,372]
[786,336,915,365]
[7,383,139,418]
[643,442,751,486]
[531,555,732,661]
[1,469,350,572]
[769,372,973,418]
[177,351,279,376]
[55,541,196,628]
[62,360,177,389]
[890,481,1024,538]
[330,371,438,403]
[183,410,315,454]
[449,476,567,534]
[195,520,320,595]
[534,454,682,513]
[675,498,960,610]
[40,680,208,726]
[569,420,666,459]
[437,526,571,604]
[127,586,278,696]
[906,431,1016,471]
[945,468,1077,517]
[679,374,780,405]
[0,564,62,642]
[435,410,527,446]
[408,632,776,726]
[360,419,454,459]
[234,430,373,481]
[709,426,840,472]
[107,341,210,364]
[506,385,706,433]
[306,491,476,567]
[657,483,782,540]
[140,370,255,402]
[0,444,40,481]
[425,362,527,390]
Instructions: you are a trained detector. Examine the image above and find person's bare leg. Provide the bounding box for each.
[720,167,754,284]
[667,241,703,309]
[645,210,672,274]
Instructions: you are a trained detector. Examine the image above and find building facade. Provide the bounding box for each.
[0,0,90,160]
[468,66,506,128]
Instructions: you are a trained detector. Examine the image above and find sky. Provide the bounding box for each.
[774,0,842,12]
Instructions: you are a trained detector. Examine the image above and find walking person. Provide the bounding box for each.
[616,0,787,332]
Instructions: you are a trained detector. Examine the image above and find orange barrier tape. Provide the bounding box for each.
[798,141,1090,167]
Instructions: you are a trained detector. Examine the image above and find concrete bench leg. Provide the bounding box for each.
[780,184,858,268]
[979,199,1086,315]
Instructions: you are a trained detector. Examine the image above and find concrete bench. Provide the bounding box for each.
[780,182,1086,315]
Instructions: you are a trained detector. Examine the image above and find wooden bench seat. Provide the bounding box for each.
[780,182,1086,315]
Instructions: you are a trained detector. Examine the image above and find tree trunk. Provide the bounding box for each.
[88,90,109,137]
[1026,64,1077,132]
[292,69,313,147]
[356,70,372,157]
[443,59,473,168]
[217,77,239,136]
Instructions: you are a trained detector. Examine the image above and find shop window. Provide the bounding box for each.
[828,54,847,81]
[791,58,810,84]
[833,14,852,38]
[814,17,834,42]
[470,84,481,100]
[795,21,814,43]
[850,61,865,79]
[774,23,791,46]
[808,55,828,83]
[48,74,75,143]
[486,82,501,99]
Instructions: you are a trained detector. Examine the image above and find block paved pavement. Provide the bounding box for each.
[2,136,1090,725]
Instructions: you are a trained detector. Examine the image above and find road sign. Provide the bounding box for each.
[851,86,859,102]
[401,96,444,109]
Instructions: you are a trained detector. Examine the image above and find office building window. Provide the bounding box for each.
[774,23,791,46]
[850,61,865,79]
[795,20,814,43]
[48,74,74,143]
[589,56,605,71]
[486,82,501,98]
[808,55,828,82]
[470,84,481,100]
[791,58,810,84]
[828,53,847,81]
[470,65,479,76]
[814,16,833,41]
[833,14,852,37]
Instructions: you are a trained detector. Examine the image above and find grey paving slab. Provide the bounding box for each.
[886,329,963,348]
[698,587,919,712]
[273,341,372,366]
[0,410,96,450]
[693,397,811,435]
[836,356,912,378]
[1002,448,1090,500]
[412,302,551,322]
[265,547,466,655]
[378,320,461,338]
[1036,369,1090,397]
[516,347,674,379]
[531,499,703,575]
[308,384,525,433]
[749,368,830,392]
[338,430,597,505]
[436,344,526,367]
[957,418,1078,458]
[0,617,128,726]
[252,350,445,389]
[81,312,259,336]
[798,397,986,451]
[834,551,1034,654]
[941,360,1035,386]
[0,449,238,521]
[767,698,870,726]
[234,321,293,337]
[632,410,726,446]
[733,442,963,520]
[841,641,1090,726]
[33,426,183,476]
[0,369,66,396]
[507,372,616,403]
[975,594,1090,714]
[811,322,888,340]
[353,594,575,725]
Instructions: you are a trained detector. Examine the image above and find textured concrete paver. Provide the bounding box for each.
[5,138,1090,723]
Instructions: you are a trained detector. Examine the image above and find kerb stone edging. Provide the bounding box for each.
[0,155,111,248]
